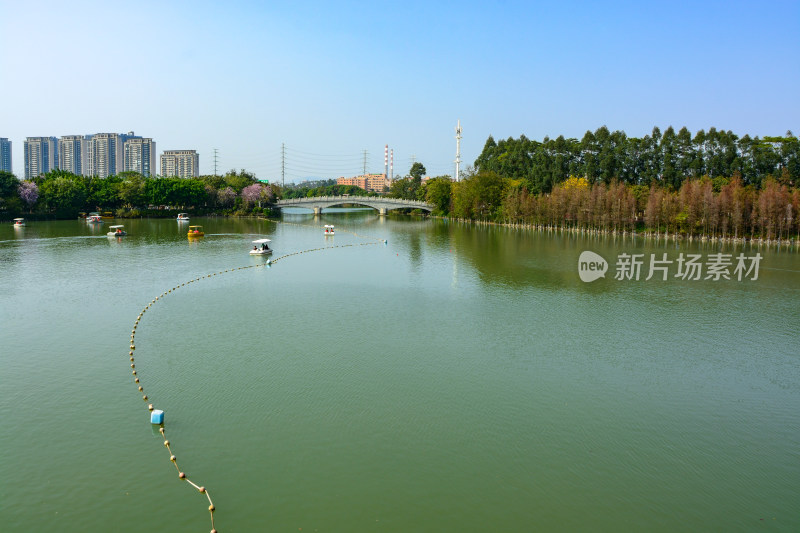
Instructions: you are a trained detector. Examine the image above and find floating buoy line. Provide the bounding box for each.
[127,220,384,532]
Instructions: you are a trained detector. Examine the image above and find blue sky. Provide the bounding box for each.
[2,0,798,182]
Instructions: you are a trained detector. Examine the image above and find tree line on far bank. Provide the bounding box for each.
[0,169,388,219]
[475,126,799,193]
[387,127,800,240]
[0,169,281,218]
[4,125,798,241]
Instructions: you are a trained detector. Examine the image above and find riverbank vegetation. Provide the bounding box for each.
[390,127,800,241]
[0,169,281,219]
[0,169,386,220]
[3,126,798,242]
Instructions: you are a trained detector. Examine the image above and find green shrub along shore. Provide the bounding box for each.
[3,127,798,243]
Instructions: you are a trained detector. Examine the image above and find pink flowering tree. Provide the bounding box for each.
[241,183,264,207]
[18,180,39,211]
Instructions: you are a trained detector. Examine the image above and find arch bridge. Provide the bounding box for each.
[276,195,433,215]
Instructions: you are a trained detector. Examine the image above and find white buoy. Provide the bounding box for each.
[151,409,164,424]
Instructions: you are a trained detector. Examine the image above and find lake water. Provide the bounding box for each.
[1,210,798,532]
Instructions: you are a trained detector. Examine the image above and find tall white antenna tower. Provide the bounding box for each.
[454,119,462,181]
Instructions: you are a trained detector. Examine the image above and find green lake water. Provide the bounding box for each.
[1,210,798,532]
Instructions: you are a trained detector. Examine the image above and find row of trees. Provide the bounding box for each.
[474,127,799,193]
[380,127,799,240]
[4,124,797,241]
[508,175,798,240]
[405,171,799,240]
[0,169,279,218]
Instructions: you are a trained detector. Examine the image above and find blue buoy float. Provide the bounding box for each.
[151,409,164,424]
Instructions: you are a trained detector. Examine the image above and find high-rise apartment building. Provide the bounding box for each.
[86,133,124,178]
[0,138,11,173]
[124,137,156,176]
[160,150,199,177]
[24,137,59,178]
[19,131,159,178]
[58,135,89,176]
[82,132,157,177]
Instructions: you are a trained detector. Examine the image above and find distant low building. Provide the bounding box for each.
[337,173,387,193]
[160,150,199,177]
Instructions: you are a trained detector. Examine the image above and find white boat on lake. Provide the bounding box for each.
[177,213,190,221]
[250,238,273,255]
[13,218,25,227]
[108,225,127,236]
[324,224,335,236]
